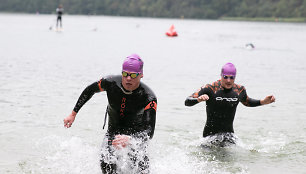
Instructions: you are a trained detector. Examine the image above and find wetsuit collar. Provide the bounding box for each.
[223,87,232,92]
[220,81,233,92]
[120,86,133,94]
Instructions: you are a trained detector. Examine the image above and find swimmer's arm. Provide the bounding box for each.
[239,87,260,107]
[130,100,157,140]
[260,95,276,105]
[185,96,199,106]
[242,97,261,107]
[112,135,130,149]
[117,103,156,143]
[142,100,157,139]
[64,111,76,128]
[240,88,275,107]
[64,81,102,128]
[185,87,209,106]
[73,82,102,113]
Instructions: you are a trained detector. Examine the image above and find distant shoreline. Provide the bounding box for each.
[1,12,306,23]
[220,17,306,23]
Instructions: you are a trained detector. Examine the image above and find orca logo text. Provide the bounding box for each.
[216,97,238,102]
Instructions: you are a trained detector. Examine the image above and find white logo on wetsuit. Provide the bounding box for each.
[216,97,238,102]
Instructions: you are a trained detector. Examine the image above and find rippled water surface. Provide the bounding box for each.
[0,14,306,174]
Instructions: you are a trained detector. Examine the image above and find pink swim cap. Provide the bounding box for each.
[122,54,144,73]
[221,63,236,76]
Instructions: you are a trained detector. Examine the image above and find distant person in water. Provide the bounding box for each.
[56,4,64,29]
[63,54,157,173]
[245,43,255,49]
[185,63,275,147]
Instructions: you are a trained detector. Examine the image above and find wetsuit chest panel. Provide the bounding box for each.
[104,77,150,134]
[203,83,241,136]
[213,90,240,112]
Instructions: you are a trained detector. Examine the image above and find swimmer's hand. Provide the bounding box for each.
[197,94,209,102]
[63,111,76,128]
[260,95,276,105]
[112,135,130,149]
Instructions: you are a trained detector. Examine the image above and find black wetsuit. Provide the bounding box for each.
[73,75,157,173]
[185,80,261,141]
[56,8,63,28]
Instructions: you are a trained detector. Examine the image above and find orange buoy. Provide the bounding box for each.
[166,25,178,37]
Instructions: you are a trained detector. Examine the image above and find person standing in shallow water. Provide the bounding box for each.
[63,54,157,173]
[56,5,64,30]
[185,63,275,147]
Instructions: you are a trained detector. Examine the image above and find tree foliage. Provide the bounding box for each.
[0,0,306,18]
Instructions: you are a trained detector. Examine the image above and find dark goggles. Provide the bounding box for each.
[223,75,235,80]
[122,71,140,79]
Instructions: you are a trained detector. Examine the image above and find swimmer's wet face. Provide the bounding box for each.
[220,62,236,89]
[121,54,144,91]
[221,75,235,89]
[122,71,143,91]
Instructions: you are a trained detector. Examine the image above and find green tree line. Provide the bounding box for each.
[1,0,306,19]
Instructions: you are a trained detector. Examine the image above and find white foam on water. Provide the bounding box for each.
[15,126,304,174]
[149,136,250,174]
[21,135,101,174]
[19,134,251,174]
[238,131,288,154]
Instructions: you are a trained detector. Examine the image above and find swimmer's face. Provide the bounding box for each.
[122,71,143,91]
[221,75,235,89]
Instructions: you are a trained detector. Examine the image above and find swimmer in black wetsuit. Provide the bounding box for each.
[64,54,157,173]
[185,63,275,147]
[56,5,63,29]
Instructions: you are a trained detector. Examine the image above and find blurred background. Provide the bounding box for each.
[0,1,306,174]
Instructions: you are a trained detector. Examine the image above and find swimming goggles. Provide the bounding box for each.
[223,75,235,80]
[122,71,140,79]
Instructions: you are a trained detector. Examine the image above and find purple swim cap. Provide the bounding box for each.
[221,63,236,76]
[122,54,144,73]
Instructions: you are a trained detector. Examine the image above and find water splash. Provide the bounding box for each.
[21,135,101,174]
[100,136,150,174]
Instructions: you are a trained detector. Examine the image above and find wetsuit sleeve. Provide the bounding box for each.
[185,86,210,106]
[73,79,106,113]
[239,87,261,107]
[141,99,157,139]
[185,96,199,106]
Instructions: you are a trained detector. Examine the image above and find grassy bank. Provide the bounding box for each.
[220,17,306,23]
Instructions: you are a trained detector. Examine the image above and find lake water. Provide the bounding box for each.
[0,14,306,174]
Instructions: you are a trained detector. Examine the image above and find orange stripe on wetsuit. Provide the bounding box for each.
[98,79,104,92]
[144,101,157,111]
